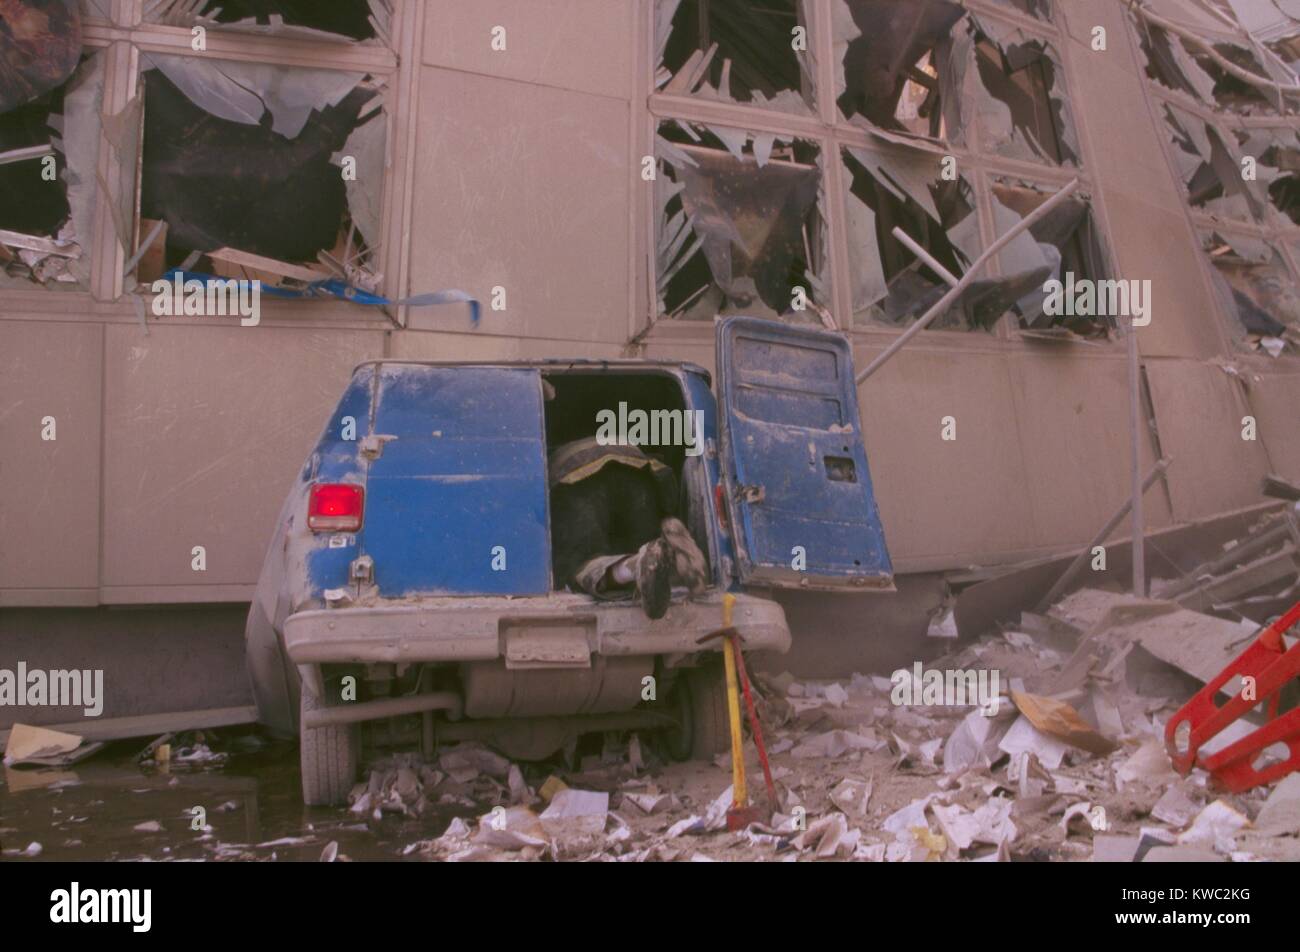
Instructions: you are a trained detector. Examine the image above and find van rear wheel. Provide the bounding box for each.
[664,662,730,761]
[300,689,359,806]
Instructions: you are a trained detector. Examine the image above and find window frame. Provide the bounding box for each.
[0,0,407,323]
[643,0,1113,349]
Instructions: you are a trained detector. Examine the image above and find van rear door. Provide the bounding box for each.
[715,317,893,592]
[359,364,551,596]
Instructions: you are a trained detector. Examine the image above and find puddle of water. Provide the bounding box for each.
[0,734,465,862]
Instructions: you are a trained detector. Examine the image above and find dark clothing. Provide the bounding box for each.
[550,461,664,590]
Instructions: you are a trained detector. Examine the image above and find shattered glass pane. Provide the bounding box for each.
[656,121,826,323]
[658,0,814,114]
[1162,104,1263,221]
[992,179,1112,338]
[1238,126,1300,224]
[842,144,985,330]
[146,0,386,42]
[1194,41,1287,114]
[79,0,114,20]
[139,57,384,289]
[0,48,100,290]
[974,29,1078,166]
[1202,231,1300,352]
[1138,22,1285,115]
[989,0,1052,19]
[835,0,966,139]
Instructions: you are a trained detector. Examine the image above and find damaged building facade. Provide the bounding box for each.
[3,0,1300,726]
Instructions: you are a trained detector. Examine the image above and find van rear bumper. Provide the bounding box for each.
[282,591,791,665]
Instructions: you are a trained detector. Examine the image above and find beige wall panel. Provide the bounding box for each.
[1146,359,1272,520]
[1004,351,1171,545]
[1059,1,1228,361]
[1248,373,1300,483]
[640,333,715,371]
[409,68,631,345]
[850,345,1040,564]
[391,329,622,362]
[1105,196,1224,360]
[1058,1,1184,206]
[421,0,635,100]
[101,324,384,591]
[0,320,102,591]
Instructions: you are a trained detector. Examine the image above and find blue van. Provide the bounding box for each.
[245,316,893,804]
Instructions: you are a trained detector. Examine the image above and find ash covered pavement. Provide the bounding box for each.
[6,587,1300,864]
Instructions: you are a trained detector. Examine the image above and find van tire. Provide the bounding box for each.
[300,689,359,807]
[664,662,730,762]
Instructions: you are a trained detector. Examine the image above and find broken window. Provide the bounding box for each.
[833,0,967,140]
[1160,106,1300,226]
[0,20,101,291]
[973,20,1077,165]
[656,0,814,114]
[1137,20,1288,116]
[655,121,826,323]
[1201,230,1300,355]
[991,178,1112,339]
[145,0,392,44]
[134,54,386,294]
[1238,126,1300,225]
[1161,104,1267,221]
[841,141,985,329]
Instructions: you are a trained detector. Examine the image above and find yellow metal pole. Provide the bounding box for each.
[721,594,746,807]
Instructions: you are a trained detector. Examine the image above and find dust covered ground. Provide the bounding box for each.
[5,589,1299,862]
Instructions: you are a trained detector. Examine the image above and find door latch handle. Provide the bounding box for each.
[736,484,765,504]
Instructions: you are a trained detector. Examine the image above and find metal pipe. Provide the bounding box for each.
[891,227,961,288]
[435,710,678,742]
[1034,457,1170,612]
[1162,520,1290,598]
[301,691,463,728]
[1128,317,1147,597]
[857,178,1081,384]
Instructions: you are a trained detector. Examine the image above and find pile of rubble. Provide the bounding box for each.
[336,575,1299,862]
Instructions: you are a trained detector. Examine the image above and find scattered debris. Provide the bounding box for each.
[2,723,102,768]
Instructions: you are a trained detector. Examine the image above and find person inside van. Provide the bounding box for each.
[548,435,708,619]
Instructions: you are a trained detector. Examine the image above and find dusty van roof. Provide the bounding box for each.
[351,358,713,382]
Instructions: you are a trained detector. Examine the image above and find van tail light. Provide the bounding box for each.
[714,483,730,535]
[308,483,364,532]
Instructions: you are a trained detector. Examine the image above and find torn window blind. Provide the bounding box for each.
[991,179,1111,338]
[1202,230,1300,353]
[144,0,390,43]
[138,56,384,292]
[0,0,82,114]
[0,48,103,290]
[842,141,997,330]
[834,0,965,139]
[972,20,1078,166]
[655,122,825,323]
[656,0,814,114]
[1161,104,1268,221]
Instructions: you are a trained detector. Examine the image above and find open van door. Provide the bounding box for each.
[715,317,893,592]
